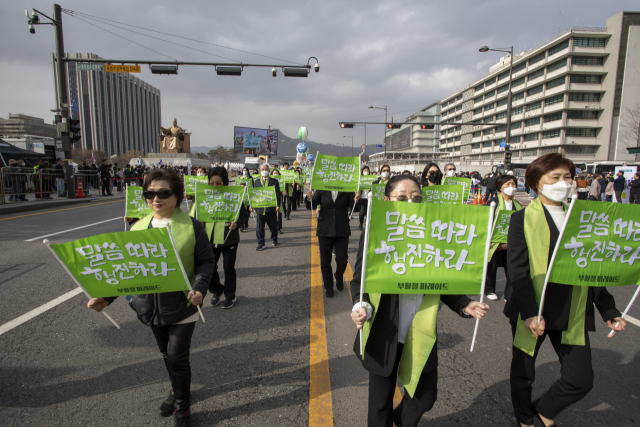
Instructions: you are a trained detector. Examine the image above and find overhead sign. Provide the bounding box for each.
[105,64,141,73]
[77,63,103,72]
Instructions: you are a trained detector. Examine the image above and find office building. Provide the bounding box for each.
[52,53,162,157]
[437,11,640,173]
[0,114,57,139]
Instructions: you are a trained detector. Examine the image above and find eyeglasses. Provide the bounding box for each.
[427,170,441,175]
[394,195,423,203]
[143,189,174,200]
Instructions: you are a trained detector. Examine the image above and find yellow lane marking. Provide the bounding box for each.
[0,200,122,221]
[310,213,334,426]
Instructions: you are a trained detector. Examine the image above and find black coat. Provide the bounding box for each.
[487,175,498,190]
[215,203,249,248]
[505,206,620,331]
[311,190,355,237]
[613,176,626,191]
[630,179,640,196]
[349,232,472,377]
[252,176,281,215]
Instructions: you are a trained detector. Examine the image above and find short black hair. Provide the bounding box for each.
[384,175,420,197]
[102,159,107,163]
[283,162,289,167]
[143,168,184,207]
[496,175,517,191]
[380,164,391,172]
[208,166,229,185]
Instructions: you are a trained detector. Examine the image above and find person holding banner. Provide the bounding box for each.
[250,163,281,250]
[281,162,293,219]
[484,174,522,301]
[241,166,254,186]
[271,168,285,234]
[89,168,214,426]
[505,153,626,427]
[373,164,391,186]
[358,166,372,231]
[419,162,443,189]
[350,175,489,427]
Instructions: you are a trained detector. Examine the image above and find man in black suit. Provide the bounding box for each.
[486,172,498,200]
[250,163,281,251]
[99,159,112,196]
[281,162,293,219]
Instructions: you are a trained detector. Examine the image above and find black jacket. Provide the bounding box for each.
[505,206,620,331]
[105,217,215,327]
[99,164,110,180]
[349,232,472,377]
[613,176,626,192]
[487,175,498,190]
[311,190,355,237]
[629,179,640,196]
[252,176,281,214]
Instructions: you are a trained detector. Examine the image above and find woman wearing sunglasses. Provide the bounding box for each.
[350,175,489,427]
[419,162,443,189]
[89,168,214,426]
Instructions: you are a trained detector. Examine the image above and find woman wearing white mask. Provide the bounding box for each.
[483,174,522,301]
[373,165,391,185]
[505,153,626,427]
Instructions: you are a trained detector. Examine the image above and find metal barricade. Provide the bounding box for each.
[0,166,60,203]
[73,172,101,196]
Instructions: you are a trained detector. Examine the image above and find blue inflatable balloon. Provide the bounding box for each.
[296,142,308,154]
[308,154,315,162]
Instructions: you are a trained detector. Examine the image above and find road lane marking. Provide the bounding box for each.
[0,288,83,336]
[626,315,640,328]
[0,200,122,221]
[24,217,121,241]
[310,214,334,426]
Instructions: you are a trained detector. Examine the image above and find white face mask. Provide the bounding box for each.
[381,172,390,179]
[363,171,369,175]
[447,170,456,177]
[261,170,269,177]
[539,181,571,202]
[197,173,204,176]
[503,187,516,196]
[243,171,248,177]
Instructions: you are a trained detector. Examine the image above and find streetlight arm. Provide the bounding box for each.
[31,8,58,25]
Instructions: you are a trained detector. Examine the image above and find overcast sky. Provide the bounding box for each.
[1,0,636,151]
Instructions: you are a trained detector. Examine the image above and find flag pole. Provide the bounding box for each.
[537,194,578,323]
[359,195,374,357]
[609,285,640,337]
[43,240,120,329]
[309,151,319,218]
[165,222,205,323]
[124,186,128,232]
[224,187,246,244]
[350,154,362,220]
[470,201,496,352]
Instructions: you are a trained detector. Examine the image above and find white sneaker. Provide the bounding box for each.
[487,293,498,301]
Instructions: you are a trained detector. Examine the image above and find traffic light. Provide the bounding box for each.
[504,146,512,169]
[340,123,354,128]
[387,124,401,129]
[68,118,81,145]
[420,124,434,129]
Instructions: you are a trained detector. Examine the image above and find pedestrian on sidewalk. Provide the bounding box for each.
[99,159,112,196]
[629,172,640,204]
[588,174,601,201]
[613,170,626,203]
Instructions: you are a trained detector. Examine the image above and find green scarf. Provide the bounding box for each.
[362,293,440,398]
[513,197,588,356]
[489,194,522,259]
[204,221,226,245]
[131,207,196,305]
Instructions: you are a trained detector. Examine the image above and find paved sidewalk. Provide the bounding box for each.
[0,191,126,216]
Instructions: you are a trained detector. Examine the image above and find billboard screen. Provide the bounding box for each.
[234,127,278,155]
[385,127,412,151]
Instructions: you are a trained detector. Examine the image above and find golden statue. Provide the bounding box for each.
[159,118,190,153]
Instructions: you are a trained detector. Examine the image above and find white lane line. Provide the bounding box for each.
[24,217,121,242]
[625,315,640,328]
[0,288,83,336]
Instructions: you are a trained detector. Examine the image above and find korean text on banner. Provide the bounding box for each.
[248,186,277,208]
[235,176,252,187]
[125,186,153,219]
[269,175,285,190]
[358,175,377,192]
[371,184,386,201]
[422,186,465,204]
[548,201,640,287]
[49,228,189,298]
[491,210,515,244]
[281,170,295,184]
[196,185,245,223]
[443,177,471,201]
[184,175,209,196]
[365,199,489,294]
[311,153,360,192]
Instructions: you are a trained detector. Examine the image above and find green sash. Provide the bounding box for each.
[188,199,196,218]
[131,208,196,305]
[513,198,588,356]
[489,194,522,259]
[204,221,226,245]
[361,293,440,398]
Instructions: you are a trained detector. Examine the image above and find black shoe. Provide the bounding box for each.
[335,276,344,291]
[159,389,174,417]
[359,223,363,231]
[173,407,190,426]
[279,230,284,234]
[286,216,290,220]
[256,245,264,251]
[272,241,279,246]
[222,297,237,309]
[210,293,221,306]
[325,288,334,298]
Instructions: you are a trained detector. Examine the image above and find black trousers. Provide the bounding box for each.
[151,322,196,410]
[510,322,594,425]
[317,236,348,291]
[291,189,298,210]
[487,188,497,200]
[101,178,111,195]
[359,198,369,226]
[485,250,508,295]
[256,212,278,246]
[630,193,640,204]
[578,191,588,200]
[210,243,238,300]
[278,212,283,230]
[283,194,292,217]
[368,343,438,427]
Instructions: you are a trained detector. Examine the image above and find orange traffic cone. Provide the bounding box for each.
[472,192,478,205]
[479,194,484,205]
[76,180,87,198]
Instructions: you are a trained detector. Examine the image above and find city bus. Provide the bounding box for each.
[585,161,640,175]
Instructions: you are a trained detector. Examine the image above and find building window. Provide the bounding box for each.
[525,117,540,126]
[454,126,462,132]
[528,69,545,81]
[529,52,546,65]
[510,136,522,143]
[567,128,597,137]
[545,94,564,106]
[484,129,493,135]
[497,98,509,107]
[496,125,506,132]
[455,145,461,151]
[497,84,509,94]
[496,111,507,120]
[546,76,566,89]
[447,147,453,152]
[511,106,524,115]
[484,116,494,123]
[442,110,448,117]
[456,115,462,121]
[547,58,568,72]
[568,92,600,102]
[544,112,563,122]
[475,83,484,92]
[498,70,510,80]
[442,101,448,107]
[567,110,598,120]
[570,74,602,84]
[524,132,539,141]
[527,85,543,96]
[512,91,525,102]
[511,121,522,129]
[485,90,496,98]
[484,103,495,111]
[573,37,605,47]
[448,138,453,143]
[512,77,525,87]
[456,105,462,111]
[548,40,569,56]
[472,143,481,149]
[455,136,461,141]
[483,141,493,147]
[572,56,603,65]
[473,131,481,138]
[474,96,483,103]
[512,62,527,73]
[526,101,542,111]
[441,140,446,145]
[456,95,463,101]
[473,107,483,115]
[543,129,561,139]
[486,77,496,86]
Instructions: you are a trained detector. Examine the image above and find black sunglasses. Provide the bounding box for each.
[427,170,441,175]
[143,189,174,200]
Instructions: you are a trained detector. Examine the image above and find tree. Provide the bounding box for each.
[71,148,107,166]
[207,146,238,164]
[193,152,208,160]
[619,103,640,161]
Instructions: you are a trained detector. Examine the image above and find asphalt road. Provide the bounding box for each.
[0,194,638,426]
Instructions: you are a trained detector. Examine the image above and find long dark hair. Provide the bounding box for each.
[420,162,442,188]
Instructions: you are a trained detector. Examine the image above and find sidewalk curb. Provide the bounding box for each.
[0,195,124,215]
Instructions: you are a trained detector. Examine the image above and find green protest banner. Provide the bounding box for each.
[298,174,305,186]
[235,176,252,187]
[371,184,386,201]
[269,174,285,190]
[364,198,490,294]
[443,177,471,201]
[491,210,515,244]
[281,170,295,184]
[184,175,209,196]
[49,227,189,298]
[251,174,261,181]
[125,186,153,218]
[306,174,312,182]
[311,153,360,192]
[549,201,640,287]
[242,189,250,206]
[358,175,377,192]
[248,186,277,208]
[195,185,245,222]
[421,186,465,204]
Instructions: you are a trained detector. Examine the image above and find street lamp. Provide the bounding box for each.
[343,135,353,156]
[479,45,514,171]
[369,105,388,156]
